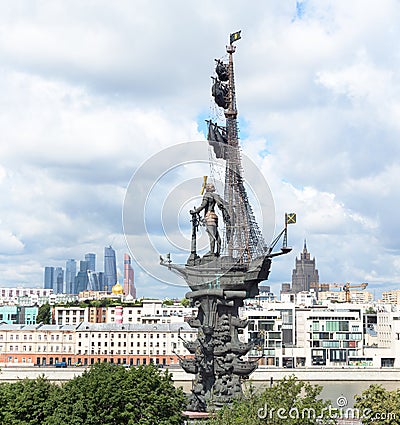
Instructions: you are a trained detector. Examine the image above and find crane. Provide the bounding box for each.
[316,282,368,302]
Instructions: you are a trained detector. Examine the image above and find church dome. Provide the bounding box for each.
[112,282,123,295]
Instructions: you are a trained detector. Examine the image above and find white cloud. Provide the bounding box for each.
[0,0,399,297]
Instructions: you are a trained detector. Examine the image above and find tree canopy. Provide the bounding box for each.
[354,384,400,425]
[206,376,332,425]
[36,303,51,324]
[0,363,186,425]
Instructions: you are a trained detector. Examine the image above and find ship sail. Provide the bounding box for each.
[206,120,228,159]
[209,39,266,263]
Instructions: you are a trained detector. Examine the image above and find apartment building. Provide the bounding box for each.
[0,323,76,366]
[241,302,368,368]
[0,321,196,367]
[296,307,364,367]
[382,290,400,305]
[75,322,196,366]
[241,303,296,367]
[54,299,197,326]
[318,290,373,304]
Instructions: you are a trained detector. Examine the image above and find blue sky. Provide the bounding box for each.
[1,0,400,299]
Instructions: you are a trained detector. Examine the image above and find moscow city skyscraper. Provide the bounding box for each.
[65,259,77,294]
[85,253,96,272]
[123,253,136,298]
[54,267,64,294]
[104,246,117,290]
[44,266,64,293]
[44,266,54,289]
[74,260,90,294]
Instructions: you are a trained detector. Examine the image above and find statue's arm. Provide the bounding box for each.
[215,194,227,211]
[193,196,208,214]
[215,194,230,223]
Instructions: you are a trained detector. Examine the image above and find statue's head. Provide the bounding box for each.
[205,183,216,193]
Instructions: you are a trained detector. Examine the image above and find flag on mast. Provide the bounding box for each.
[286,213,297,224]
[230,30,241,44]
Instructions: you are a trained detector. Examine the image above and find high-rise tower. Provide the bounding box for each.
[291,240,319,292]
[104,246,117,291]
[74,260,89,294]
[54,267,64,294]
[123,253,136,298]
[43,267,54,290]
[65,259,77,294]
[85,253,96,272]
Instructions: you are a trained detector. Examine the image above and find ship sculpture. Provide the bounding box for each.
[160,32,293,411]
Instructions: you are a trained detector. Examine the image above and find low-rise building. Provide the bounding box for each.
[54,299,197,326]
[0,321,196,367]
[382,290,400,305]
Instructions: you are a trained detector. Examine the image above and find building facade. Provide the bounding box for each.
[44,267,54,290]
[123,253,136,298]
[0,322,196,367]
[85,253,96,272]
[104,246,117,291]
[290,240,319,293]
[65,259,77,294]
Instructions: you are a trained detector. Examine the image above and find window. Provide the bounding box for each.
[326,321,349,332]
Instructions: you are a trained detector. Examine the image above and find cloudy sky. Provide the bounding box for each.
[1,0,400,299]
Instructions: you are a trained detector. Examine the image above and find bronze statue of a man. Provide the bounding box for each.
[190,183,229,256]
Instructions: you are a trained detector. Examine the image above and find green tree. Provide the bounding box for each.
[207,376,333,425]
[47,362,186,425]
[0,376,61,425]
[354,384,400,424]
[180,298,190,307]
[36,303,51,324]
[365,307,377,314]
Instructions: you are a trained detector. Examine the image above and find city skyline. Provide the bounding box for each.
[43,246,135,295]
[0,1,400,299]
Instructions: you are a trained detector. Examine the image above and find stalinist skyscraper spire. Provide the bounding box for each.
[291,239,319,293]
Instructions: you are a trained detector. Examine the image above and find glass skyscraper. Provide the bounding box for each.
[104,246,117,291]
[44,267,54,289]
[54,267,64,294]
[65,259,77,294]
[85,253,96,271]
[75,261,90,294]
[123,253,136,298]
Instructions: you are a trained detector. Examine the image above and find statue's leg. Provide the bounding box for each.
[206,225,217,253]
[216,231,221,256]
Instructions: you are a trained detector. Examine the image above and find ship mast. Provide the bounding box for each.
[223,34,266,263]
